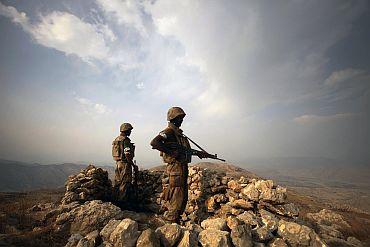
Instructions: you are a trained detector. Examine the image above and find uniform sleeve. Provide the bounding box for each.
[150,128,173,153]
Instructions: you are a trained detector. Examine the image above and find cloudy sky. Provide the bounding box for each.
[0,0,369,166]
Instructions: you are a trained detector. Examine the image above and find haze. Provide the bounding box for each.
[0,0,369,166]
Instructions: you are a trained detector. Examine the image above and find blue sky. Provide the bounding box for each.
[0,0,369,166]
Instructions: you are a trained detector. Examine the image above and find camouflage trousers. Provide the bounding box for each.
[163,162,188,222]
[113,161,132,203]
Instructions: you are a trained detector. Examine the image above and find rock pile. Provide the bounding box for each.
[56,165,364,247]
[61,165,112,205]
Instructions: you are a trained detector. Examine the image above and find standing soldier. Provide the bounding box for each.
[112,123,138,207]
[150,107,207,223]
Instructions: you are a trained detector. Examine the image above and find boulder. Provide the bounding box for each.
[260,209,279,232]
[347,237,363,247]
[136,229,160,247]
[56,200,123,235]
[252,226,274,242]
[307,209,350,229]
[61,165,111,204]
[198,229,231,247]
[177,230,198,247]
[76,230,101,247]
[155,223,184,247]
[226,216,242,230]
[228,199,253,210]
[277,219,327,247]
[237,211,260,229]
[109,219,140,247]
[100,220,120,242]
[241,184,260,202]
[65,234,83,247]
[230,224,253,247]
[255,180,274,192]
[227,180,242,193]
[268,238,288,247]
[201,218,228,231]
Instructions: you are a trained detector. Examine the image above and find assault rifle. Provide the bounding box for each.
[166,134,226,162]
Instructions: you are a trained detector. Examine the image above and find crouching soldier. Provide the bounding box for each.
[112,123,138,207]
[150,107,207,223]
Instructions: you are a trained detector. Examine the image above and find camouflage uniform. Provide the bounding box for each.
[112,123,135,204]
[150,107,192,222]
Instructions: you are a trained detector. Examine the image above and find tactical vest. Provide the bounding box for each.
[112,136,134,162]
[161,127,191,164]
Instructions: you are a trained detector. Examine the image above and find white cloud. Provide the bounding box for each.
[75,96,111,115]
[0,2,29,27]
[324,68,364,87]
[0,3,114,62]
[146,0,366,118]
[294,113,357,125]
[96,0,147,36]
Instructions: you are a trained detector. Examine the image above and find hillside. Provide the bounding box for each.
[0,159,114,192]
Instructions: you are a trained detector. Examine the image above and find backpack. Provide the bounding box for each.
[112,136,125,161]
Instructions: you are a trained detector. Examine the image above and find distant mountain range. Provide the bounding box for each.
[1,157,369,192]
[242,157,370,187]
[0,159,114,192]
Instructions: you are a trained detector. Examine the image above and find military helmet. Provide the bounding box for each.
[120,123,133,132]
[167,107,186,121]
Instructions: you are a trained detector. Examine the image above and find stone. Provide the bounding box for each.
[268,238,288,247]
[231,207,245,216]
[65,234,83,247]
[97,242,113,247]
[109,219,140,247]
[229,199,253,210]
[136,229,160,247]
[177,230,198,247]
[56,200,123,235]
[219,204,233,215]
[201,218,228,231]
[61,165,111,205]
[259,209,279,232]
[317,224,344,239]
[155,223,183,247]
[324,237,352,247]
[277,219,327,247]
[254,180,274,192]
[100,220,120,242]
[226,216,242,230]
[228,180,242,192]
[76,230,101,247]
[252,226,274,242]
[274,186,287,204]
[198,229,231,247]
[206,196,217,213]
[274,203,299,217]
[230,224,253,247]
[259,202,299,218]
[241,184,260,202]
[237,211,260,229]
[307,209,350,229]
[347,236,363,247]
[253,243,266,247]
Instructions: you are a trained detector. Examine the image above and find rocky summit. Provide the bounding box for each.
[21,165,365,246]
